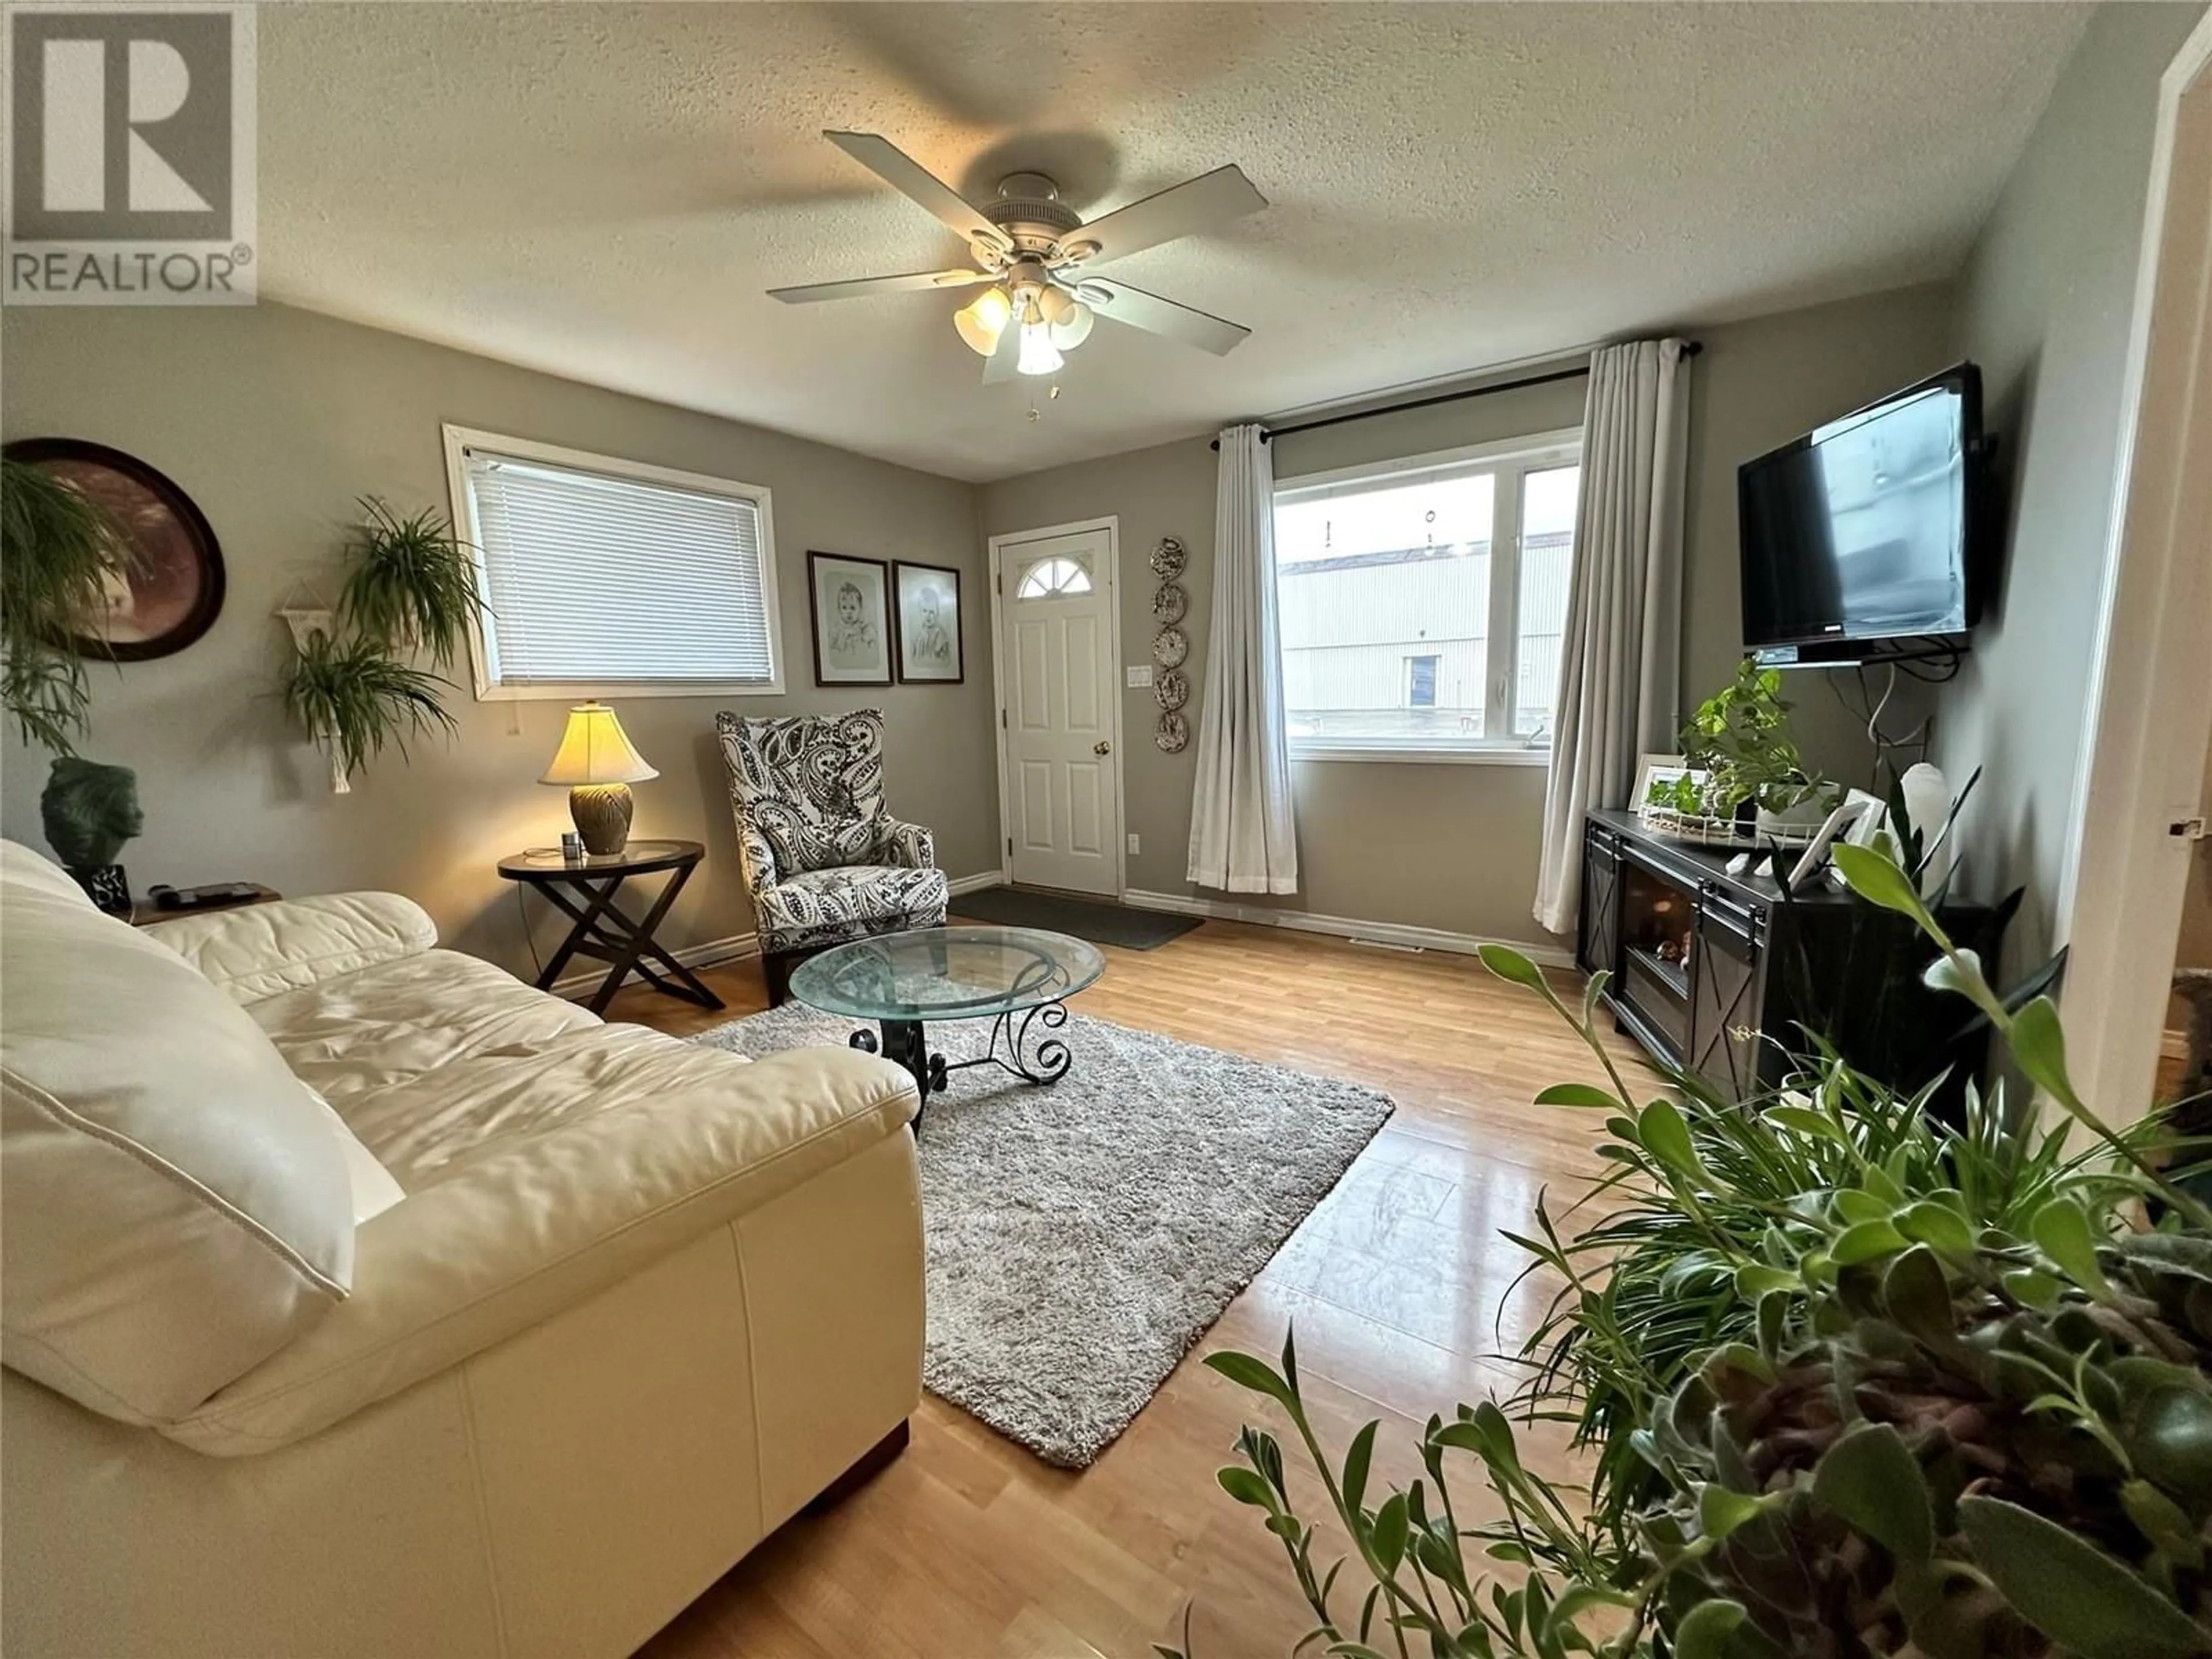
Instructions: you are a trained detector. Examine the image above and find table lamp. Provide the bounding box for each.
[540,701,658,855]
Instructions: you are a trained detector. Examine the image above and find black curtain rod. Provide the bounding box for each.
[1211,340,1704,450]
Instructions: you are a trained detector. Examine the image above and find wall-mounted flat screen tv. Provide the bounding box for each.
[1739,363,1986,658]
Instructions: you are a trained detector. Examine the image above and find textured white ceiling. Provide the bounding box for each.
[259,2,2090,482]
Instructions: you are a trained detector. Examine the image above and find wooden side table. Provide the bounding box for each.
[497,839,726,1016]
[130,884,282,927]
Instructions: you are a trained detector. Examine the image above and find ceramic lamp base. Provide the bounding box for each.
[569,783,634,855]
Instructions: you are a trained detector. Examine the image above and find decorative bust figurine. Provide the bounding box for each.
[40,757,142,914]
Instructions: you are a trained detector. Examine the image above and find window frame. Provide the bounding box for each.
[441,423,786,702]
[1272,426,1581,764]
[1014,554,1096,599]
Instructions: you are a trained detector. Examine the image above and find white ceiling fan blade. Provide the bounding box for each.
[1068,165,1266,266]
[769,268,994,305]
[1080,279,1251,355]
[982,319,1024,385]
[823,131,1010,253]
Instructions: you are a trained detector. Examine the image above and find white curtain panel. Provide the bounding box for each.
[1532,338,1692,935]
[1187,423,1300,894]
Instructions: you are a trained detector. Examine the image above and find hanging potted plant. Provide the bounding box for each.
[278,497,481,791]
[1,456,133,755]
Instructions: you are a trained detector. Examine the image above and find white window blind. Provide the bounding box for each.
[460,445,778,690]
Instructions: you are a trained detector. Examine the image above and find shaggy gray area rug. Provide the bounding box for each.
[694,1003,1393,1467]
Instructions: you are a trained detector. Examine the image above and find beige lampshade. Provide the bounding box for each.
[539,702,658,786]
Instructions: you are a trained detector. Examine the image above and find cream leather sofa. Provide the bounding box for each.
[0,839,923,1659]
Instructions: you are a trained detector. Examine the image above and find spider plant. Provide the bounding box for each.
[337,497,483,669]
[1,456,132,754]
[281,627,458,787]
[1181,846,2212,1659]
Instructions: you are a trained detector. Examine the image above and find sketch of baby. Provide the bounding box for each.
[827,579,878,660]
[908,590,952,667]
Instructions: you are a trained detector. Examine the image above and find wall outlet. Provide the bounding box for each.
[1126,832,1141,855]
[1125,664,1154,688]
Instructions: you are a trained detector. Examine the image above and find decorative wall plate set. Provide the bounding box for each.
[1150,537,1190,752]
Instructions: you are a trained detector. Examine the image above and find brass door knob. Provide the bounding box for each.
[1093,740,1112,755]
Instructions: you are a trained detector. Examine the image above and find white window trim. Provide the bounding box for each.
[441,423,785,702]
[1274,426,1580,764]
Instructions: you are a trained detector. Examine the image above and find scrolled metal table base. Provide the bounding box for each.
[847,1001,1072,1131]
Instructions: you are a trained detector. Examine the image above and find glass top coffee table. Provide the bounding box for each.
[788,925,1106,1127]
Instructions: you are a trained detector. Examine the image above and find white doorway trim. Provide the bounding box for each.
[986,516,1128,898]
[2055,8,2212,1124]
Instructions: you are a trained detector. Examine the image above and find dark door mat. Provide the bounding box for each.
[950,885,1202,950]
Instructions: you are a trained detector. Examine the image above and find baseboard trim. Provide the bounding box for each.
[550,870,1005,999]
[1119,887,1575,969]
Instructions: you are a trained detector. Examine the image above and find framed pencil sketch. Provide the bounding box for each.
[807,551,892,685]
[892,560,963,684]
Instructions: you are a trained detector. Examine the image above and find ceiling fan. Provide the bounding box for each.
[769,131,1267,381]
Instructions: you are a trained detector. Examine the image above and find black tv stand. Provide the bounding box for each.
[1577,810,2003,1109]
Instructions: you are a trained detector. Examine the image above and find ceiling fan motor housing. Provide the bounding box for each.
[983,173,1084,259]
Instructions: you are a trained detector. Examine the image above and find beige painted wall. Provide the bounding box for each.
[0,302,997,976]
[978,421,1562,948]
[1930,1,2206,969]
[1682,286,1957,781]
[978,283,1959,950]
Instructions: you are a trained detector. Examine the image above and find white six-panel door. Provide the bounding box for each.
[993,523,1123,896]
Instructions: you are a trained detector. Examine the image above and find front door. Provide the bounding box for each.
[997,525,1120,896]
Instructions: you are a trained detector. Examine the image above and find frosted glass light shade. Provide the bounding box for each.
[1017,321,1065,377]
[954,286,1013,357]
[1049,301,1094,350]
[540,702,659,785]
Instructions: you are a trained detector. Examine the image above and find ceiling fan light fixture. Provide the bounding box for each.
[1036,285,1074,326]
[1017,320,1065,377]
[953,285,1013,357]
[1049,301,1094,351]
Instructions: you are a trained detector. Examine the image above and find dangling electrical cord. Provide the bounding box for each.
[1829,660,1933,774]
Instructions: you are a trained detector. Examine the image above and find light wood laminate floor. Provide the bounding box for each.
[609,915,1642,1659]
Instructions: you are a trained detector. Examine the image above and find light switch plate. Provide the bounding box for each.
[1127,832,1141,855]
[1126,665,1154,688]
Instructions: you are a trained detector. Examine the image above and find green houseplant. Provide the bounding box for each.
[1,455,133,755]
[281,497,480,789]
[1681,658,1834,822]
[336,498,483,669]
[1179,843,2212,1659]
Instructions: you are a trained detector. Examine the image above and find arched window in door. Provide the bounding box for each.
[1015,556,1094,599]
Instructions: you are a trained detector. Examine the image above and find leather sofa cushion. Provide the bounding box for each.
[1,843,356,1426]
[150,891,440,1005]
[168,1045,918,1455]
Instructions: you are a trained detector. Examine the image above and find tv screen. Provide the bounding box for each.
[1738,365,1982,654]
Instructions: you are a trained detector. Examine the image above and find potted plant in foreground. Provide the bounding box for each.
[1174,842,2212,1659]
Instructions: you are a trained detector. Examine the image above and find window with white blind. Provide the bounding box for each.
[1271,428,1581,761]
[442,426,783,699]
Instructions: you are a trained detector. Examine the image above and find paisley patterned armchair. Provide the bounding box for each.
[714,709,948,1002]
